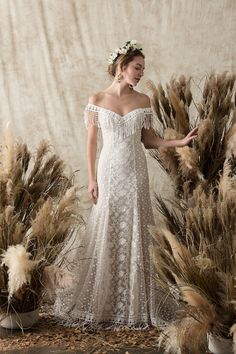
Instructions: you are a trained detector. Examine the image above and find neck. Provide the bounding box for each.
[107,79,133,97]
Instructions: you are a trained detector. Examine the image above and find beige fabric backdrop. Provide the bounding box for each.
[0,0,235,209]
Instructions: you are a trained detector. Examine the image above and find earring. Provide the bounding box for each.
[117,73,123,83]
[129,84,133,89]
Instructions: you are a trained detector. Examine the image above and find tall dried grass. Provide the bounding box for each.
[148,72,236,198]
[148,73,236,353]
[0,135,82,314]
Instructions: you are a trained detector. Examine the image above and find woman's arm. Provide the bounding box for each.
[87,124,99,204]
[141,127,198,149]
[140,95,197,149]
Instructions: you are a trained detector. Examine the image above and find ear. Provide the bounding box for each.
[121,64,127,72]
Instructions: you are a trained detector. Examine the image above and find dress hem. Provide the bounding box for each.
[54,314,160,331]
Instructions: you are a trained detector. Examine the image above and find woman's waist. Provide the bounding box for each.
[100,143,145,155]
[98,146,147,166]
[101,136,144,148]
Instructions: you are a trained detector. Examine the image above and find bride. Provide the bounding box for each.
[54,40,197,329]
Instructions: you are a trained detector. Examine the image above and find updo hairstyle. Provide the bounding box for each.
[108,49,145,77]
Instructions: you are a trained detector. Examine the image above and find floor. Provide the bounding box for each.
[0,316,162,354]
[0,348,160,354]
[0,310,209,353]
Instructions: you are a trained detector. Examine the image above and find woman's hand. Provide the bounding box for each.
[142,126,198,149]
[88,180,99,204]
[180,127,198,147]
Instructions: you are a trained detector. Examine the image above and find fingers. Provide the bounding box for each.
[93,186,99,204]
[189,127,198,136]
[186,137,197,145]
[190,135,198,140]
[93,184,99,199]
[89,192,97,204]
[186,128,198,141]
[88,186,99,204]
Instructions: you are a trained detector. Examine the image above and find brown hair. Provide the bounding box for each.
[108,49,145,77]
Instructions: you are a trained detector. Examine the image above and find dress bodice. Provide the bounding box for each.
[84,103,153,143]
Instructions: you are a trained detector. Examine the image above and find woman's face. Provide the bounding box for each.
[122,56,145,86]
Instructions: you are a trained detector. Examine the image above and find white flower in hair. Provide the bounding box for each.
[119,48,128,54]
[108,52,118,64]
[108,40,143,65]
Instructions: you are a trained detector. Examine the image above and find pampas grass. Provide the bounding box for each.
[148,73,236,353]
[148,72,236,198]
[0,133,82,314]
[158,315,213,354]
[1,245,39,299]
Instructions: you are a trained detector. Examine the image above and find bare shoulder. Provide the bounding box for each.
[134,91,151,107]
[88,92,105,105]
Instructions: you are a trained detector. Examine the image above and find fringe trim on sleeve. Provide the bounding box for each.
[84,105,100,129]
[143,112,153,130]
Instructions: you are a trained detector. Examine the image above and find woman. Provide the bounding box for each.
[54,40,197,329]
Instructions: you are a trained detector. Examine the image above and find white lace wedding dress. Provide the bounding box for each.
[54,103,173,329]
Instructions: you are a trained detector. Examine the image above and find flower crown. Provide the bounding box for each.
[108,40,143,65]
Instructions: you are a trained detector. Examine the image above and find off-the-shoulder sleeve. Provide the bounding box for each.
[84,104,100,129]
[143,108,153,129]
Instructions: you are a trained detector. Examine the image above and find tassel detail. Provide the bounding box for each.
[84,105,100,128]
[84,103,153,140]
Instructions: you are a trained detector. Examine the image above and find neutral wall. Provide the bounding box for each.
[0,0,235,210]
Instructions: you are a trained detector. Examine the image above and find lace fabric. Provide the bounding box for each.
[84,104,153,140]
[53,104,176,330]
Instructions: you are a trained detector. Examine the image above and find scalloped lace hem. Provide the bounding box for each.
[54,312,160,331]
